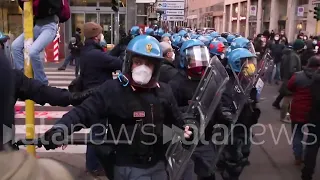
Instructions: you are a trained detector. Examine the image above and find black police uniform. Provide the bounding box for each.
[168,69,232,180]
[217,70,261,180]
[44,79,186,180]
[159,59,178,84]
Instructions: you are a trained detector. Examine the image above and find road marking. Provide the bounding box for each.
[48,80,73,85]
[14,125,90,134]
[15,101,71,107]
[47,75,75,80]
[49,86,68,89]
[15,111,68,118]
[46,71,75,75]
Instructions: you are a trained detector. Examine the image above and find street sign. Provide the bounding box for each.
[136,0,156,3]
[158,0,185,1]
[164,9,184,15]
[157,2,185,9]
[313,0,320,5]
[162,15,185,21]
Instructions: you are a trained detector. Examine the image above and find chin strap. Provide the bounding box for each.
[117,73,129,87]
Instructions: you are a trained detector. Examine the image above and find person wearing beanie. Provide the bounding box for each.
[273,39,303,123]
[159,41,178,83]
[287,55,320,167]
[80,22,123,176]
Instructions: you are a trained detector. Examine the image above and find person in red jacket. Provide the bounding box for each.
[287,55,320,165]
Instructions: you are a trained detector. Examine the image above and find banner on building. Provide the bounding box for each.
[297,6,304,17]
[249,5,257,16]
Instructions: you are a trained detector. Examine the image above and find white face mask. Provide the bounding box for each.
[100,34,105,43]
[132,65,153,85]
[274,37,279,41]
[313,40,318,45]
[171,52,175,60]
[220,54,225,59]
[168,40,172,45]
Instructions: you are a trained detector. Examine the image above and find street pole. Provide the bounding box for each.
[317,4,320,35]
[114,1,120,45]
[23,0,36,156]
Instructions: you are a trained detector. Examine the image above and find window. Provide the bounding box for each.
[297,0,308,5]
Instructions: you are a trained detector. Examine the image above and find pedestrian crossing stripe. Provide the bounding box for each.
[47,75,75,80]
[14,125,90,134]
[48,80,72,85]
[15,111,68,119]
[15,101,71,107]
[46,71,75,75]
[50,86,68,89]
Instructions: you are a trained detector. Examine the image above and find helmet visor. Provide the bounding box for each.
[186,46,210,68]
[247,42,256,55]
[236,57,258,93]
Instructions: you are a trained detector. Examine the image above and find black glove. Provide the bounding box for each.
[181,113,200,142]
[70,88,95,106]
[42,127,65,150]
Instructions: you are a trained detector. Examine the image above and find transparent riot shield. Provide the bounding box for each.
[255,49,274,98]
[229,57,258,126]
[166,56,229,180]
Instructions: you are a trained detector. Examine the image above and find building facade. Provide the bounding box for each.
[223,0,315,42]
[0,0,151,57]
[186,0,224,32]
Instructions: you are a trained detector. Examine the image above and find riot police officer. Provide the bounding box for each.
[42,35,192,180]
[218,48,261,180]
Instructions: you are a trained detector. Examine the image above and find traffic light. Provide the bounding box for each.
[112,0,119,12]
[314,6,320,20]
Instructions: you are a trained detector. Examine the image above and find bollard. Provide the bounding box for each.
[23,0,36,156]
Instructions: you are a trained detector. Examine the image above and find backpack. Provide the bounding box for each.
[59,0,71,23]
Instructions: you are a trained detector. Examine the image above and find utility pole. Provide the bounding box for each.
[112,0,120,45]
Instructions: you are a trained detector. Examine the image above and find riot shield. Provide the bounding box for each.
[255,49,274,98]
[228,57,258,126]
[166,56,229,180]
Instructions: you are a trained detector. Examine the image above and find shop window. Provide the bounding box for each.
[240,2,247,17]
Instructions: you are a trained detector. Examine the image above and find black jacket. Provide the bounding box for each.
[18,0,61,20]
[308,70,320,123]
[52,80,185,167]
[80,39,123,90]
[270,41,285,64]
[0,49,14,149]
[159,60,178,83]
[14,70,72,107]
[300,40,316,67]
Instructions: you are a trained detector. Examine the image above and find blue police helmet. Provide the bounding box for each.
[210,32,220,38]
[145,28,154,36]
[209,40,225,56]
[215,37,228,46]
[197,36,211,47]
[0,32,9,43]
[126,35,163,60]
[155,28,165,37]
[204,35,213,43]
[162,33,171,38]
[226,34,236,44]
[231,37,250,49]
[172,35,187,49]
[191,34,200,39]
[130,26,141,37]
[228,48,256,72]
[180,39,206,68]
[178,29,188,37]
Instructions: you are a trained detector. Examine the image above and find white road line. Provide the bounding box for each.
[49,86,68,89]
[15,101,71,107]
[47,75,75,80]
[48,80,72,85]
[46,71,75,75]
[15,111,68,118]
[15,125,90,134]
[19,146,87,154]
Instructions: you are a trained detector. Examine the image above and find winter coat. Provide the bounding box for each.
[287,68,316,123]
[279,48,301,96]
